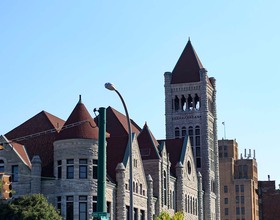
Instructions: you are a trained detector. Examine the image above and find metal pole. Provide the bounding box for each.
[114,89,133,220]
[97,107,106,213]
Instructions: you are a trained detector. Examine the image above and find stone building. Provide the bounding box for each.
[258,179,280,220]
[0,39,218,220]
[164,39,220,219]
[219,139,259,220]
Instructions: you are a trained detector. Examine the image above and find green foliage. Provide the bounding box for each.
[155,211,184,220]
[0,194,62,220]
[173,211,184,220]
[156,211,171,220]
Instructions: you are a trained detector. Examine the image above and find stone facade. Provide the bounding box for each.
[164,41,220,219]
[0,40,217,220]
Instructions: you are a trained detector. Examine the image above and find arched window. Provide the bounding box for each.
[190,197,193,214]
[163,171,167,205]
[174,96,179,111]
[136,182,138,193]
[187,94,193,110]
[133,182,135,192]
[140,184,143,195]
[181,95,186,111]
[194,94,200,110]
[185,195,188,212]
[175,127,180,138]
[182,127,186,137]
[187,195,190,213]
[192,197,195,214]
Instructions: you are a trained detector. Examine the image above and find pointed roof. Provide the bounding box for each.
[12,141,32,168]
[106,136,128,182]
[171,39,203,84]
[99,106,141,138]
[159,138,185,176]
[5,111,65,177]
[138,122,160,160]
[56,97,99,140]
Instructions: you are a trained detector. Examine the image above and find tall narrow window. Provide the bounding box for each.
[12,165,19,182]
[0,160,4,174]
[194,94,200,110]
[185,195,188,212]
[195,126,201,168]
[140,210,145,220]
[107,202,111,217]
[67,159,74,179]
[57,196,61,215]
[134,208,138,220]
[173,191,176,210]
[195,126,200,146]
[92,196,97,213]
[79,196,87,220]
[174,96,179,111]
[188,126,194,146]
[181,95,186,111]
[187,195,190,213]
[163,171,167,205]
[79,159,87,179]
[66,196,74,220]
[57,160,62,179]
[224,185,228,193]
[175,127,180,138]
[93,159,98,179]
[182,127,186,137]
[187,94,193,110]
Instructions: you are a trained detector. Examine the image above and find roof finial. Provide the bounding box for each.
[79,95,82,103]
[188,37,191,42]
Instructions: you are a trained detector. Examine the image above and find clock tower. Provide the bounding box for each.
[164,39,220,220]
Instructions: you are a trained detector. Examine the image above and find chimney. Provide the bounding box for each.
[268,175,270,181]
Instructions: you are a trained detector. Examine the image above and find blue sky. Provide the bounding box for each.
[1,1,279,185]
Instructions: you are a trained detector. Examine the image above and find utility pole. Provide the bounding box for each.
[93,107,110,220]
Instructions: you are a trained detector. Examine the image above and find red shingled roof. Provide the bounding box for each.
[138,123,160,160]
[5,111,65,177]
[56,99,99,140]
[101,106,141,138]
[171,40,203,84]
[106,136,128,182]
[12,142,32,168]
[159,138,185,176]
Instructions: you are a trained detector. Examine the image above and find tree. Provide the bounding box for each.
[155,211,184,220]
[0,194,62,220]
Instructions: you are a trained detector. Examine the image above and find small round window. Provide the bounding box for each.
[187,161,191,175]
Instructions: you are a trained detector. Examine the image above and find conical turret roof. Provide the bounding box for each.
[171,39,203,84]
[56,96,99,140]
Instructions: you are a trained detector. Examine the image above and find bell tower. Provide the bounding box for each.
[164,39,220,220]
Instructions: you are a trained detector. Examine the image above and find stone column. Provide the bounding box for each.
[210,77,221,220]
[200,67,212,220]
[147,174,154,220]
[197,172,204,220]
[164,71,173,139]
[116,163,126,220]
[175,162,184,212]
[31,155,41,194]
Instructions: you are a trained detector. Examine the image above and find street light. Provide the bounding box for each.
[105,82,134,220]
